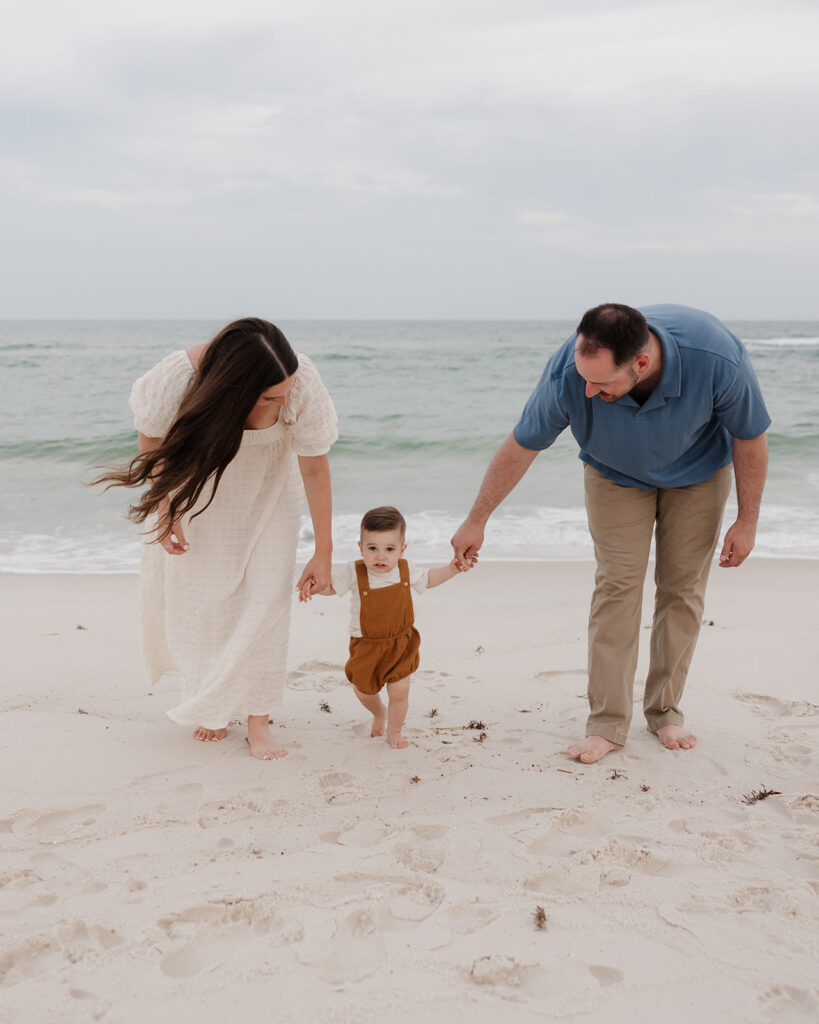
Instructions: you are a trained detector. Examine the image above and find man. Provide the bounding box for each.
[451,303,770,764]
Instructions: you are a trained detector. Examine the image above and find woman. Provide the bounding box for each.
[97,318,337,759]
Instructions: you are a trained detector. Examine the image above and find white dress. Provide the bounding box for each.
[129,350,338,728]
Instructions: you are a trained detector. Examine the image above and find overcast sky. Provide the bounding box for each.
[2,0,818,319]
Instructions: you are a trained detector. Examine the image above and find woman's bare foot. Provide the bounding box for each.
[387,730,409,750]
[193,726,227,742]
[246,715,288,761]
[656,724,697,751]
[567,735,621,763]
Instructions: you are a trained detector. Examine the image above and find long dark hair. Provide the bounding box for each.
[93,318,298,542]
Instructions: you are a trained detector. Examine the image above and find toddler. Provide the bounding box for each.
[299,506,471,748]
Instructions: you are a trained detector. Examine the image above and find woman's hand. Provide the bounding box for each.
[158,500,190,555]
[162,522,190,555]
[297,552,331,598]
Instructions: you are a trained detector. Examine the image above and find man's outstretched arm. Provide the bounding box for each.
[719,433,768,568]
[451,432,539,566]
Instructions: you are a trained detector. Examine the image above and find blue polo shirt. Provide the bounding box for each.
[513,304,771,489]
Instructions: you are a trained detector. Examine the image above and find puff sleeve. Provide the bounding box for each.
[129,350,195,438]
[283,354,339,456]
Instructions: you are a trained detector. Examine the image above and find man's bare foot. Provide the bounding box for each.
[567,735,621,763]
[193,726,227,742]
[246,716,288,761]
[656,724,697,751]
[387,730,408,750]
[371,710,387,738]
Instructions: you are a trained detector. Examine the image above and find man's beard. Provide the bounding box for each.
[600,368,639,403]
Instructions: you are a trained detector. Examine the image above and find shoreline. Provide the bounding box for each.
[2,550,818,577]
[2,561,817,1021]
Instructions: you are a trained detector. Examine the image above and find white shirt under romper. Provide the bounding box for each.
[331,560,428,637]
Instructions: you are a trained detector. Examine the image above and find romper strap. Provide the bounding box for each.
[354,559,370,596]
[398,558,410,587]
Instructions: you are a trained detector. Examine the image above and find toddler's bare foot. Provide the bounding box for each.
[193,726,227,742]
[656,724,697,751]
[371,710,387,738]
[246,717,288,761]
[567,735,621,763]
[388,730,409,749]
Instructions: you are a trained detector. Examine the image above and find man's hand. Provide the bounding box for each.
[451,518,484,570]
[719,520,756,567]
[721,433,767,568]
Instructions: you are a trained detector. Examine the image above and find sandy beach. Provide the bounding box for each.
[1,561,817,1023]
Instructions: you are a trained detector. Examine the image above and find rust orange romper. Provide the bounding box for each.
[344,558,421,695]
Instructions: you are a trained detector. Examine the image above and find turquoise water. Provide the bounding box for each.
[1,319,817,571]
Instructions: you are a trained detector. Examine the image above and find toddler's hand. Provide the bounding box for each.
[297,578,316,602]
[451,555,476,573]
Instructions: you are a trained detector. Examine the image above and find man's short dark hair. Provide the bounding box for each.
[575,304,649,366]
[360,506,406,537]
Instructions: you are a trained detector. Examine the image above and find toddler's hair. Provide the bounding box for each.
[360,506,406,537]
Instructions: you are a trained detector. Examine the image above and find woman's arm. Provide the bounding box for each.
[138,431,189,554]
[297,454,333,592]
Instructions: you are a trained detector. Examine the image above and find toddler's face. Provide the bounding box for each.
[359,528,406,573]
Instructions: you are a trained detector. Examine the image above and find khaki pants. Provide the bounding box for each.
[583,463,733,745]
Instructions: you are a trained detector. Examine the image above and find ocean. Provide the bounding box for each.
[1,319,817,572]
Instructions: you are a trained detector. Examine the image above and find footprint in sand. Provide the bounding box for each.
[534,669,586,682]
[0,935,63,988]
[485,806,556,827]
[132,766,193,787]
[526,806,605,856]
[526,861,602,894]
[786,794,819,821]
[393,841,445,874]
[30,852,107,894]
[764,737,813,768]
[322,907,387,983]
[415,669,450,693]
[160,923,258,979]
[759,983,819,1019]
[158,898,300,978]
[470,954,523,987]
[438,901,499,934]
[196,790,279,828]
[318,771,363,805]
[0,921,123,988]
[732,692,818,718]
[29,804,106,840]
[299,659,345,673]
[156,782,205,820]
[579,836,670,876]
[288,661,345,693]
[588,964,624,987]
[335,819,389,847]
[410,823,447,840]
[380,879,445,929]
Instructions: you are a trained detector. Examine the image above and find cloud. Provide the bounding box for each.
[1,0,817,316]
